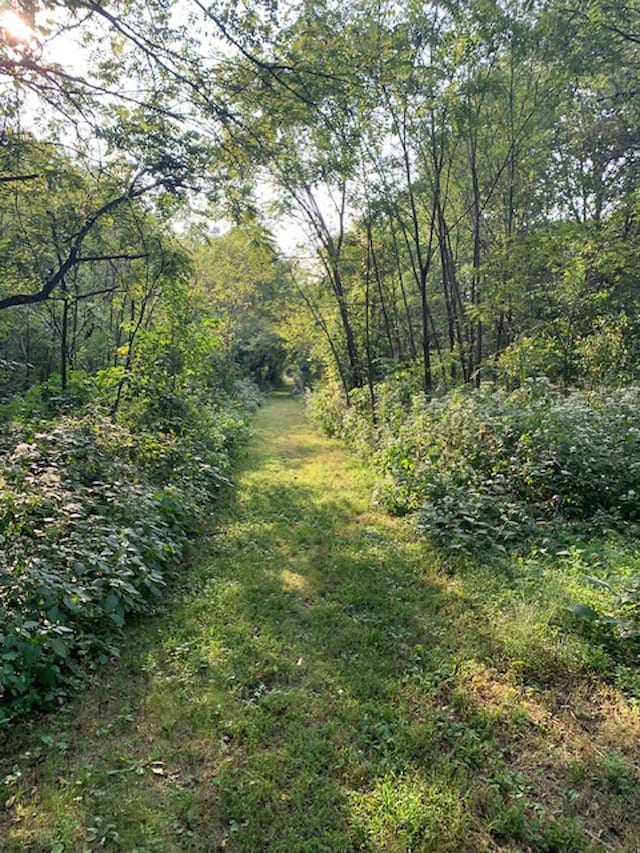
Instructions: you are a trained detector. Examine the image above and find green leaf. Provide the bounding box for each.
[567,603,600,621]
[103,593,120,613]
[48,638,68,659]
[19,642,43,665]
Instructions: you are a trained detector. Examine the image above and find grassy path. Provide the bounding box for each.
[2,395,640,851]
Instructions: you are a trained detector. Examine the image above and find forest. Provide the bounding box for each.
[1,0,640,850]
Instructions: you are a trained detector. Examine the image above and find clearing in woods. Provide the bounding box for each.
[2,394,640,851]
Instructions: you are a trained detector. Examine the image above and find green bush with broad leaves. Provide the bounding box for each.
[309,380,640,553]
[0,383,261,722]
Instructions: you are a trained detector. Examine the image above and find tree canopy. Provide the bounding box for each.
[0,0,638,397]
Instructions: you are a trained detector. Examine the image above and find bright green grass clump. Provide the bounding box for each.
[1,394,640,851]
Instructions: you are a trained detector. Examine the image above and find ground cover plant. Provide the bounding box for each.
[0,381,260,723]
[308,379,640,657]
[1,397,640,851]
[309,380,640,552]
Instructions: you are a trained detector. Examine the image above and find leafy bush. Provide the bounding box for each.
[305,384,349,437]
[0,371,95,422]
[0,393,253,722]
[310,380,640,553]
[233,378,266,411]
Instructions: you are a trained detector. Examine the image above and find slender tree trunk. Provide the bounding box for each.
[367,222,394,362]
[295,276,352,405]
[419,271,432,397]
[23,319,31,388]
[334,273,362,389]
[388,219,417,360]
[364,235,377,425]
[60,280,68,392]
[292,181,362,391]
[469,132,483,388]
[70,269,80,371]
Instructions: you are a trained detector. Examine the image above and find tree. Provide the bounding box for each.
[190,224,288,387]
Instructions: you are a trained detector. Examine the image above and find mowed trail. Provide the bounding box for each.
[3,395,640,852]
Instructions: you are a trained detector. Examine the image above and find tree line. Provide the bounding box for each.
[0,0,638,405]
[213,0,639,406]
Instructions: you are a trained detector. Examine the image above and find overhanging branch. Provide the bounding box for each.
[0,179,160,312]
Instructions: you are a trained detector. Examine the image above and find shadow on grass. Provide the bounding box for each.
[2,398,640,852]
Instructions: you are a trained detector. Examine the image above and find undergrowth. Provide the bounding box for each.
[308,379,640,549]
[307,378,640,650]
[0,380,261,723]
[2,396,640,851]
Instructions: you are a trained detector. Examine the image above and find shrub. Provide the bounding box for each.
[305,384,349,437]
[310,380,640,552]
[233,378,266,411]
[0,371,95,422]
[0,391,252,722]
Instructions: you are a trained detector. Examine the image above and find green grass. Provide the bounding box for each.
[2,393,640,851]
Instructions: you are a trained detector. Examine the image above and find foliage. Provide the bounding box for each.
[0,371,95,421]
[189,226,289,389]
[211,0,640,400]
[233,377,267,410]
[310,380,640,553]
[0,386,256,722]
[304,383,349,438]
[2,398,640,851]
[0,0,637,845]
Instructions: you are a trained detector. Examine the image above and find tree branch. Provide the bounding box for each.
[77,252,149,263]
[0,180,160,311]
[0,174,39,184]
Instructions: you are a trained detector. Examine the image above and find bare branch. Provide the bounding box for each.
[0,173,39,184]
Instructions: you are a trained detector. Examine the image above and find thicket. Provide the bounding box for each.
[0,126,281,725]
[0,269,266,723]
[308,380,640,553]
[0,375,260,723]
